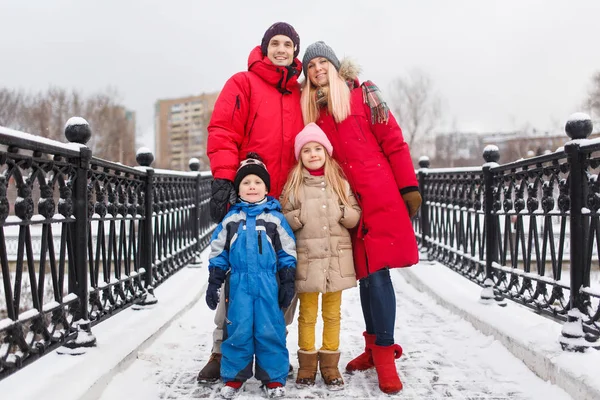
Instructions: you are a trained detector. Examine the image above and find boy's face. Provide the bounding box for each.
[238,174,267,202]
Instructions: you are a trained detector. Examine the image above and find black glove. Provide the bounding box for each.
[278,267,296,309]
[210,179,237,224]
[206,268,227,310]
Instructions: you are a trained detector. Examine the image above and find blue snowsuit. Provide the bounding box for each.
[208,197,297,385]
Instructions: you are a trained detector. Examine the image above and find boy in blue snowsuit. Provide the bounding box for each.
[206,152,296,399]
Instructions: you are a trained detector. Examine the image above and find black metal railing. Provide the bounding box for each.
[0,120,214,379]
[415,114,600,351]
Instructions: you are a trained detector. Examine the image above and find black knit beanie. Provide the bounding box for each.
[234,153,271,193]
[302,41,340,77]
[260,22,300,59]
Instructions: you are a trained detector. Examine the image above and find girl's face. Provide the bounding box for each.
[300,141,326,170]
[238,174,267,202]
[306,57,330,87]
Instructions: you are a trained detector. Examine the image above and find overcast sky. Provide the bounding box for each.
[1,0,599,153]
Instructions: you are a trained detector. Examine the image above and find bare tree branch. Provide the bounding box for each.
[389,69,442,149]
[0,86,136,165]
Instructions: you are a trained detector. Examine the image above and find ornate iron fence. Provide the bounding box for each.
[0,119,214,379]
[415,114,600,351]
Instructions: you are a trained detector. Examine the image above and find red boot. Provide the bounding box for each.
[345,331,377,373]
[371,344,403,394]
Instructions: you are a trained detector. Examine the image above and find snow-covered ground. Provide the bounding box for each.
[96,266,572,400]
[5,248,600,400]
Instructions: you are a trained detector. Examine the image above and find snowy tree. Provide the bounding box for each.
[389,69,442,149]
[585,71,600,125]
[0,86,136,165]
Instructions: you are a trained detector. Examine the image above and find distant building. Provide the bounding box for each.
[121,108,136,165]
[429,128,600,168]
[154,93,219,170]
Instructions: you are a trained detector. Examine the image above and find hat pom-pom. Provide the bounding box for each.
[246,152,264,162]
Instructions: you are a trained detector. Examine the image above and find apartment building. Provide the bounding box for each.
[154,93,219,170]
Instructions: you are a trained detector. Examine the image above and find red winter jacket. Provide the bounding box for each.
[207,46,304,198]
[315,79,419,279]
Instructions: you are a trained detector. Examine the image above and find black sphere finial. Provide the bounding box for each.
[189,157,200,171]
[64,117,91,144]
[565,113,593,140]
[483,145,500,163]
[136,147,154,167]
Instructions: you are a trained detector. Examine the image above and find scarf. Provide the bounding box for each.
[307,166,325,176]
[315,79,390,125]
[361,80,390,124]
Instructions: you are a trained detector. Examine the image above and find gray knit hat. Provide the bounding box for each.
[302,41,340,77]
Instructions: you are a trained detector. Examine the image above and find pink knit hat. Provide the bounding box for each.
[294,123,333,160]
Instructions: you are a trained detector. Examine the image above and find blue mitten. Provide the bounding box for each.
[278,267,296,309]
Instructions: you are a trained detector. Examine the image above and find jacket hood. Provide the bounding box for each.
[247,46,302,93]
[338,58,361,83]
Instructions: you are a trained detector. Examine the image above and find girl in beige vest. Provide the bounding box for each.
[280,123,361,390]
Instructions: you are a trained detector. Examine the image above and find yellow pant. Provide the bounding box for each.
[298,291,342,352]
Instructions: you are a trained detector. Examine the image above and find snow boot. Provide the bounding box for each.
[371,344,403,395]
[220,380,243,399]
[318,350,344,391]
[345,331,376,373]
[263,382,286,398]
[295,350,318,387]
[197,352,222,383]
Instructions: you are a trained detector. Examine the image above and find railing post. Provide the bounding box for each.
[418,156,431,259]
[133,148,158,308]
[480,145,504,305]
[560,113,599,350]
[188,158,203,268]
[60,117,96,352]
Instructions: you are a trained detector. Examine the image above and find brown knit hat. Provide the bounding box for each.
[260,22,300,58]
[234,153,271,193]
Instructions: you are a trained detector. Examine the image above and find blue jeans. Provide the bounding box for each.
[359,268,396,346]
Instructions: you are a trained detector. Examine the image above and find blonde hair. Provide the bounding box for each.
[301,62,351,124]
[281,150,352,209]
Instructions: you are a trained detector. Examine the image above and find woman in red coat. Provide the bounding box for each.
[301,41,422,395]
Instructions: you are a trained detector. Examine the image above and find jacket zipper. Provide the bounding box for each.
[231,95,240,123]
[258,232,262,254]
[245,113,258,147]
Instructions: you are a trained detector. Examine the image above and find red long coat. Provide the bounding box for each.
[315,82,419,279]
[207,46,304,198]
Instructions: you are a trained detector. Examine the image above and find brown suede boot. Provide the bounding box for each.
[196,353,222,383]
[318,350,344,391]
[295,350,318,387]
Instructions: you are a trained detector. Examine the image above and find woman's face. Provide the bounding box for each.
[307,57,330,87]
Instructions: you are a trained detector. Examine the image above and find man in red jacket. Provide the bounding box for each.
[198,21,304,384]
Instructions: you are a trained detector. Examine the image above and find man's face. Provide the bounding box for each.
[267,34,295,66]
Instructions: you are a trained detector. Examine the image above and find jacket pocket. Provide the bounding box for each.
[353,115,370,143]
[337,243,355,278]
[296,247,309,281]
